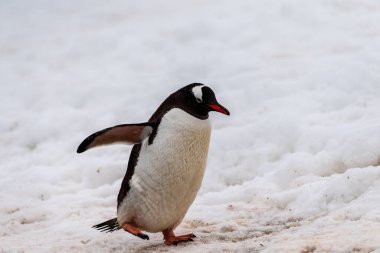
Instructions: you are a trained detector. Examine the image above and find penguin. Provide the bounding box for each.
[77,83,229,245]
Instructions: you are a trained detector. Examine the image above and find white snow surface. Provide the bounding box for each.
[1,1,380,252]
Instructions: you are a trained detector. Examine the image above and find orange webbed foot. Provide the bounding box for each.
[122,223,149,240]
[162,229,196,245]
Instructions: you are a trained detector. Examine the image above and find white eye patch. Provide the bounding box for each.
[192,85,204,103]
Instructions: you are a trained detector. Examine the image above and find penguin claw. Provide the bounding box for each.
[137,233,150,240]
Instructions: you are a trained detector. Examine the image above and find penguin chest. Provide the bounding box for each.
[118,109,211,232]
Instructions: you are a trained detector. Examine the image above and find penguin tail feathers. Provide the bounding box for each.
[92,218,121,233]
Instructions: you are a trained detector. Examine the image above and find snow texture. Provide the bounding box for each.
[1,0,380,252]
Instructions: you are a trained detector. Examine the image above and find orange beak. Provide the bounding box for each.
[208,103,230,115]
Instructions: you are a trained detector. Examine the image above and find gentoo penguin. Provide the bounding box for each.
[77,83,229,245]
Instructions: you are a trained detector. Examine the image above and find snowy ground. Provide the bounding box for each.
[2,0,380,252]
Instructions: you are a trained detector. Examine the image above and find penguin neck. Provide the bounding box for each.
[161,108,211,131]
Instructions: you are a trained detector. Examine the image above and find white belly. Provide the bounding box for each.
[117,108,211,232]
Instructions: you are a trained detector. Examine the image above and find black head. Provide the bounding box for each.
[150,83,230,121]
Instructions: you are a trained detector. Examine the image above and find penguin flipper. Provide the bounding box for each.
[77,123,153,153]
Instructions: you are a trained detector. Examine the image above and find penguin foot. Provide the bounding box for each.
[162,229,196,246]
[122,223,149,240]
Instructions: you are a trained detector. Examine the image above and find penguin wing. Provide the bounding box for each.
[77,123,153,153]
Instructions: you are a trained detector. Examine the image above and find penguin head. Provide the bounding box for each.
[149,83,230,122]
[173,83,230,120]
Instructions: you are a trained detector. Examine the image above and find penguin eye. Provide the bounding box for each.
[196,97,202,103]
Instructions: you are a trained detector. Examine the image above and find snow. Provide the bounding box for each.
[1,0,380,252]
